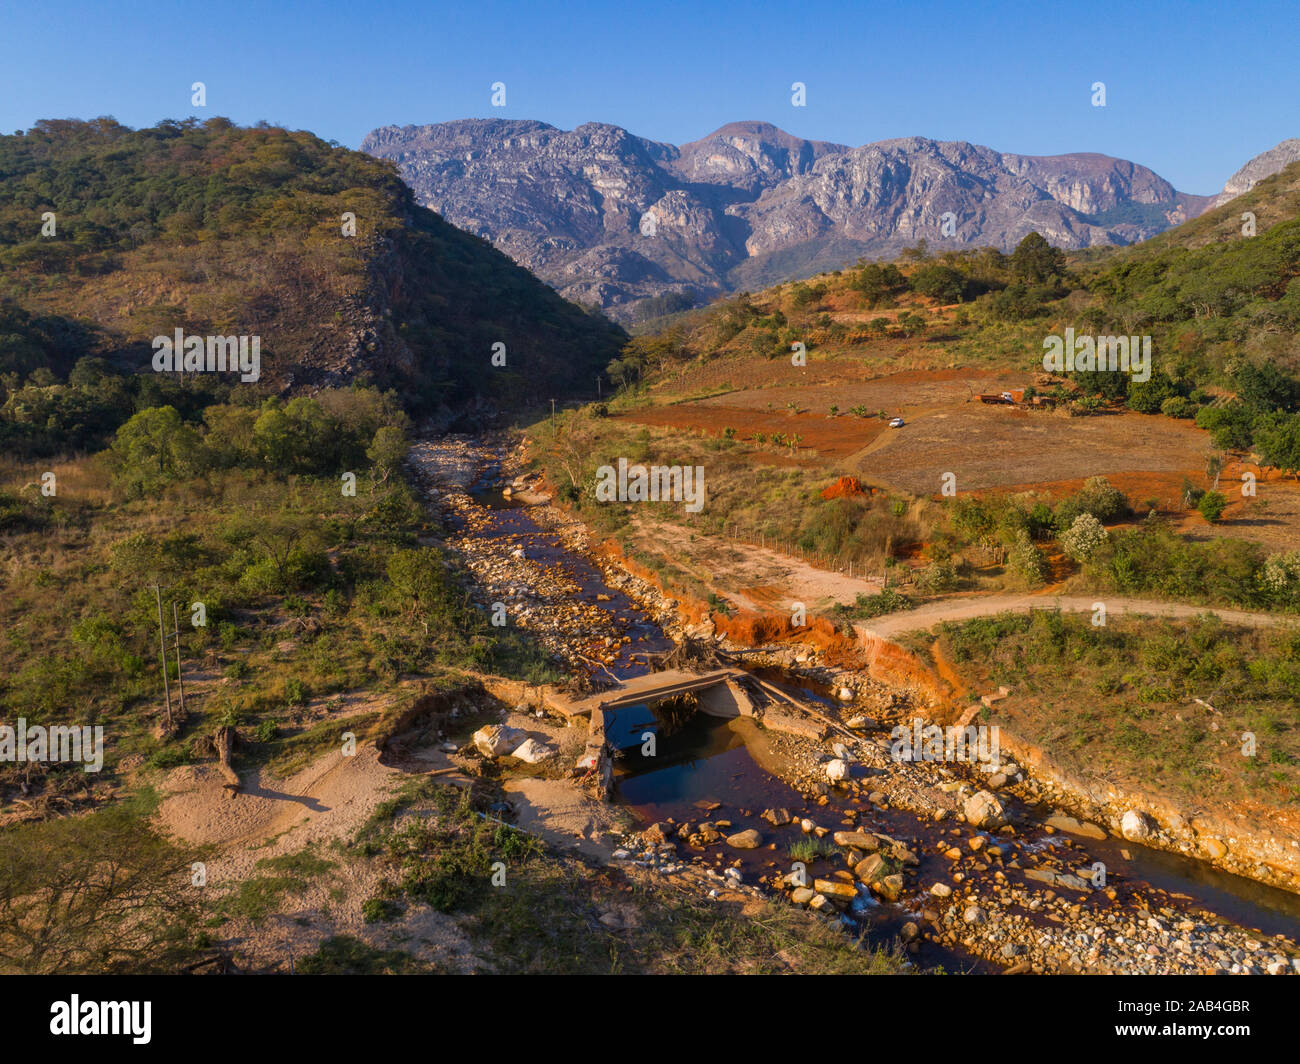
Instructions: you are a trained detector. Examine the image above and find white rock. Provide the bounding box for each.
[1120,809,1155,842]
[511,738,556,763]
[825,758,849,782]
[473,724,526,759]
[930,882,953,898]
[963,789,1007,829]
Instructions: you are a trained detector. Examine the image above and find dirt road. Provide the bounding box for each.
[855,593,1292,640]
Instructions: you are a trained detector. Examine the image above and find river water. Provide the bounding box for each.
[451,449,1300,970]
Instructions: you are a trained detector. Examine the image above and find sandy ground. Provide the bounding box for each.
[628,515,884,613]
[150,690,640,972]
[155,739,487,972]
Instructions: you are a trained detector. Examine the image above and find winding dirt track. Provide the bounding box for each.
[855,593,1293,641]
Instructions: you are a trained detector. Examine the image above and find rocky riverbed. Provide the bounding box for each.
[409,433,1300,975]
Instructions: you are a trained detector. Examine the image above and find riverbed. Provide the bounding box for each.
[408,434,1300,975]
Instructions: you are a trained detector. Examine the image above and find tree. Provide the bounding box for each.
[366,425,409,489]
[1195,402,1256,451]
[1255,412,1300,479]
[386,548,454,624]
[109,405,202,497]
[0,796,204,973]
[1010,232,1066,284]
[1008,529,1047,587]
[910,264,965,304]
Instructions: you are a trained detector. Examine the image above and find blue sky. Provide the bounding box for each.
[3,0,1296,193]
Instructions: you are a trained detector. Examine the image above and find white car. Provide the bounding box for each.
[888,417,905,428]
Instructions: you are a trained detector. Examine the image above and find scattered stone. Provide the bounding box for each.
[725,829,763,849]
[930,882,953,898]
[814,878,858,900]
[762,808,792,827]
[963,790,1007,830]
[1045,813,1107,840]
[833,830,879,850]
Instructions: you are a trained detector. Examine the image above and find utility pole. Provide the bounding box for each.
[171,601,187,718]
[151,584,172,729]
[550,398,557,435]
[597,376,602,399]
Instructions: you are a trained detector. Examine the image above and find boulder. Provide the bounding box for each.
[1045,813,1107,840]
[833,830,879,850]
[473,724,526,759]
[790,887,815,906]
[1120,809,1155,842]
[872,874,904,901]
[963,790,1007,830]
[510,738,555,764]
[762,807,792,827]
[725,828,763,849]
[855,852,890,884]
[814,878,859,900]
[825,758,849,782]
[643,822,672,845]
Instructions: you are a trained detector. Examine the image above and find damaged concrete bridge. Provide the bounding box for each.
[552,668,754,720]
[554,666,838,797]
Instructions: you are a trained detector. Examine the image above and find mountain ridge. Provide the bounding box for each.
[363,118,1214,321]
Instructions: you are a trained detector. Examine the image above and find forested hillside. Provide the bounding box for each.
[0,117,625,456]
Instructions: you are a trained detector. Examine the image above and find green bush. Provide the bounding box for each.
[1198,491,1227,523]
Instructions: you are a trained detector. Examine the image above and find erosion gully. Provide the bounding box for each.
[431,438,1300,974]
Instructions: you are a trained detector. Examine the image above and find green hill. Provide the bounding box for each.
[0,117,625,455]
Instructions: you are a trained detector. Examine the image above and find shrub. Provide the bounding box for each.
[1198,491,1227,523]
[1060,512,1108,562]
[1008,530,1047,587]
[915,561,957,593]
[362,897,402,923]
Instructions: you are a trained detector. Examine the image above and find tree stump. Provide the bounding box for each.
[213,726,240,797]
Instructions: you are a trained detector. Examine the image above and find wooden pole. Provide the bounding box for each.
[172,601,186,718]
[153,585,172,727]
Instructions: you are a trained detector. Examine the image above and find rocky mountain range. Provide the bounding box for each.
[363,119,1214,320]
[1213,138,1300,207]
